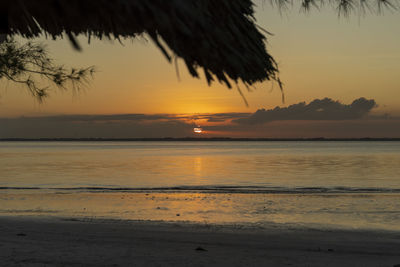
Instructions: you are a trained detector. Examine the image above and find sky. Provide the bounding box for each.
[1,1,400,138]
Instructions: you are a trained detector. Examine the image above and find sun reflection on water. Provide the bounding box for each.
[193,157,203,177]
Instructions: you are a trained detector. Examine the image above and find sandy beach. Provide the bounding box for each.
[1,216,400,266]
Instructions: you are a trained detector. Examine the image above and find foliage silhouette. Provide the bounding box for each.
[269,0,398,16]
[0,0,398,101]
[0,38,94,101]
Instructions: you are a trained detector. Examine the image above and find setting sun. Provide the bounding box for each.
[193,127,203,134]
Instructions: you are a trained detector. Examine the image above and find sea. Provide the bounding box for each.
[1,141,400,231]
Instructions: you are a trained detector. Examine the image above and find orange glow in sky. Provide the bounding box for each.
[1,0,399,138]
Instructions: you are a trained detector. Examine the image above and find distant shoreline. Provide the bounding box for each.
[1,137,400,142]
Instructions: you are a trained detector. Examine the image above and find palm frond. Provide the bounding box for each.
[3,0,280,88]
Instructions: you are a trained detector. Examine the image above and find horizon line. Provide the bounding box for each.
[1,137,400,142]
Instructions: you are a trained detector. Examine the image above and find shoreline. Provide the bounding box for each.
[1,215,400,266]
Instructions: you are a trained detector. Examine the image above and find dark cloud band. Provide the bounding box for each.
[0,98,392,138]
[234,98,377,125]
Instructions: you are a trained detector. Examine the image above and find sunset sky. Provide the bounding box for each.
[1,1,399,138]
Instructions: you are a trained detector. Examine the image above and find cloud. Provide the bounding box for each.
[234,98,377,125]
[0,114,195,138]
[188,113,251,123]
[0,112,254,138]
[204,119,400,138]
[2,98,397,138]
[17,114,177,122]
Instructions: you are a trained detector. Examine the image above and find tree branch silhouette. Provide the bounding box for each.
[0,39,95,102]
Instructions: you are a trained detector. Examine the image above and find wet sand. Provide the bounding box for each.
[1,216,400,266]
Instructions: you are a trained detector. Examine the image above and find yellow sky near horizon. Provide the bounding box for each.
[0,1,399,118]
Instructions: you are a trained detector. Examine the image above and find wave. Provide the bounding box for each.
[1,185,400,194]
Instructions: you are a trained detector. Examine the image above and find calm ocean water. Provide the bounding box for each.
[1,141,400,230]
